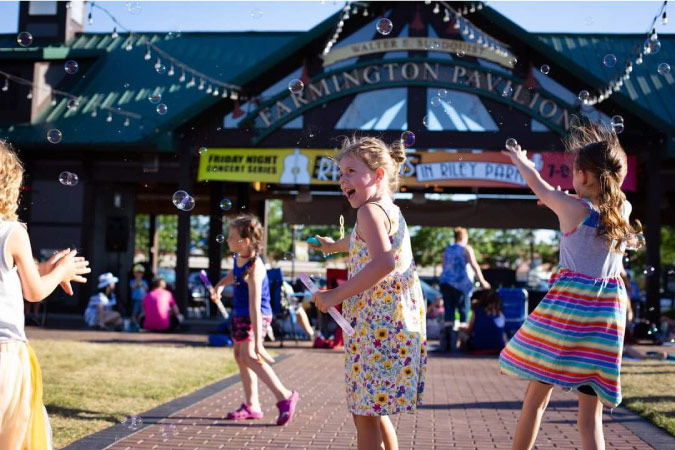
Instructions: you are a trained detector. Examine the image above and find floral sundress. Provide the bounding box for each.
[343,202,427,416]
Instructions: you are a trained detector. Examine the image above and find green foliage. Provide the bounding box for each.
[265,200,293,260]
[134,214,209,257]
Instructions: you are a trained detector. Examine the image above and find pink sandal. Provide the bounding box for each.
[276,391,299,426]
[225,403,264,420]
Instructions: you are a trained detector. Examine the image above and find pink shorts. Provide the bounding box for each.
[231,315,273,342]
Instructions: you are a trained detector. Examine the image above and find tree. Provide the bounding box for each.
[134,214,209,258]
[265,200,293,261]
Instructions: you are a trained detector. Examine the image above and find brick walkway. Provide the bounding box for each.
[53,337,674,450]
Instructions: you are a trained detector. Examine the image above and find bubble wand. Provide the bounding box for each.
[199,270,229,319]
[299,272,354,336]
[307,215,345,259]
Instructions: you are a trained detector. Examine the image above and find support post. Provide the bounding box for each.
[175,145,193,314]
[208,182,224,316]
[149,214,159,276]
[645,147,662,324]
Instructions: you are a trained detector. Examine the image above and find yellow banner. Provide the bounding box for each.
[322,38,515,68]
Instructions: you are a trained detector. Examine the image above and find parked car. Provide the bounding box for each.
[188,271,233,305]
[156,267,176,291]
[419,279,442,305]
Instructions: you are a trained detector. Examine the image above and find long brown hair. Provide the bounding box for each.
[564,123,641,252]
[230,214,264,280]
[335,136,406,193]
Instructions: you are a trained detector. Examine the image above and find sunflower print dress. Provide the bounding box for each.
[343,202,427,416]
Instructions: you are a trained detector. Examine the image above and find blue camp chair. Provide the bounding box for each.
[498,288,528,338]
[267,268,283,314]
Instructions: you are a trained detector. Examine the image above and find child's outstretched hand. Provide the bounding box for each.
[501,143,535,169]
[208,286,223,304]
[44,249,90,295]
[309,235,335,254]
[313,289,340,313]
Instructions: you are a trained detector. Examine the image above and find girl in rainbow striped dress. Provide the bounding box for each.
[499,124,642,450]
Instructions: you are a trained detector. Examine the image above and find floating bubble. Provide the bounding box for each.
[422,115,431,128]
[602,54,617,68]
[148,92,162,104]
[17,32,33,47]
[288,79,304,94]
[540,64,550,75]
[376,18,393,35]
[220,198,232,211]
[156,103,168,115]
[438,88,448,98]
[123,82,130,88]
[625,232,645,251]
[611,115,624,134]
[126,2,142,15]
[166,30,181,40]
[283,252,294,261]
[501,85,513,97]
[456,50,465,58]
[198,147,207,155]
[643,38,661,55]
[59,171,78,186]
[216,234,225,244]
[172,191,190,209]
[66,99,79,110]
[401,131,415,147]
[643,266,656,276]
[429,41,441,50]
[250,8,263,19]
[658,62,671,76]
[155,64,166,75]
[510,57,518,66]
[47,129,62,144]
[430,96,441,107]
[64,60,79,75]
[578,90,590,104]
[584,17,595,26]
[505,138,518,151]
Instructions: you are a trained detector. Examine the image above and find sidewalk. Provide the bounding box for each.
[55,338,674,450]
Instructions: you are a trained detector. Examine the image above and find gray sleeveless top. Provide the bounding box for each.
[0,221,26,342]
[558,199,629,279]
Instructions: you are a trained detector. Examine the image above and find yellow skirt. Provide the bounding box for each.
[0,341,52,450]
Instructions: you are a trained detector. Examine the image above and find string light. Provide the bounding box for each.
[106,112,113,123]
[111,27,119,39]
[167,64,175,76]
[26,89,32,100]
[179,68,186,82]
[1,78,8,92]
[144,46,151,61]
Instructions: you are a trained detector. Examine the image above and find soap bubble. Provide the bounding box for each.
[540,64,550,75]
[505,138,518,151]
[430,96,441,107]
[126,2,142,15]
[156,104,168,115]
[64,60,79,74]
[658,63,671,76]
[59,171,79,186]
[578,90,590,104]
[456,50,465,58]
[643,38,661,55]
[47,129,63,144]
[173,191,194,211]
[198,147,207,155]
[148,92,162,104]
[401,131,415,147]
[17,32,33,47]
[602,54,617,68]
[288,79,304,94]
[438,88,448,98]
[66,99,79,110]
[584,17,595,26]
[376,18,393,35]
[510,57,518,66]
[220,198,232,211]
[250,8,263,19]
[611,115,624,134]
[501,85,513,97]
[643,266,656,276]
[422,115,431,128]
[155,64,166,75]
[283,252,294,261]
[216,234,225,243]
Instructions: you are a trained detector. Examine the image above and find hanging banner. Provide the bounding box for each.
[198,148,637,191]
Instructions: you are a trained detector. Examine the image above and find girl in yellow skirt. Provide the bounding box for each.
[0,140,91,450]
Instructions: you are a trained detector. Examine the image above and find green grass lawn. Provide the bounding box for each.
[32,339,239,449]
[621,359,675,436]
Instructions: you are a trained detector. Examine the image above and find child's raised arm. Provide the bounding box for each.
[8,225,89,301]
[501,144,586,232]
[311,235,349,254]
[314,204,394,311]
[210,271,234,303]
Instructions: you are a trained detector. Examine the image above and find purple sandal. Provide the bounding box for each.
[225,403,264,420]
[276,391,299,426]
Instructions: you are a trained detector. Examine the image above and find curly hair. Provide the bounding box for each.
[0,140,24,222]
[230,214,265,279]
[335,136,406,193]
[564,123,641,252]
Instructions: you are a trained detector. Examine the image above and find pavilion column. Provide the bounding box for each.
[208,182,224,316]
[237,182,250,213]
[148,214,159,276]
[645,145,662,324]
[175,144,193,314]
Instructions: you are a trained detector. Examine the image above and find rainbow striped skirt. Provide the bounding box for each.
[499,267,627,408]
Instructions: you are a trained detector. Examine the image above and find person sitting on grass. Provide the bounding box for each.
[458,289,506,353]
[84,272,123,330]
[141,277,183,332]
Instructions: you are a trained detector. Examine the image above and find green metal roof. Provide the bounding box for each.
[0,31,302,150]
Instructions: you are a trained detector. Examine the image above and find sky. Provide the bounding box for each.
[0,1,670,35]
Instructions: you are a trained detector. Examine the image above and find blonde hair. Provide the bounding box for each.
[0,140,24,222]
[454,227,468,242]
[565,123,641,252]
[335,136,406,193]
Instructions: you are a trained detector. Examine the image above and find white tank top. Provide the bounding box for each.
[0,221,26,342]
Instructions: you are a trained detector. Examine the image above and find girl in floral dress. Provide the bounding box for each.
[312,137,427,450]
